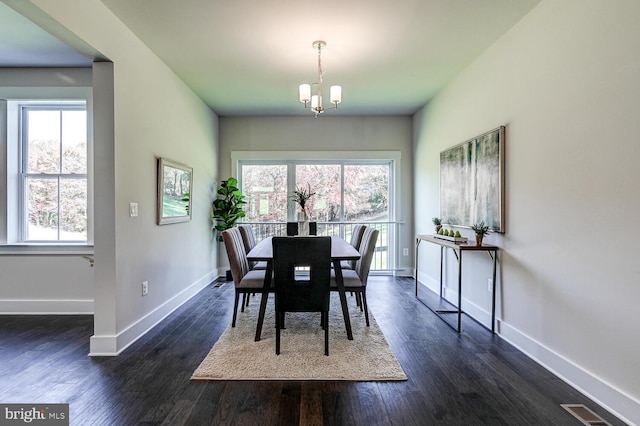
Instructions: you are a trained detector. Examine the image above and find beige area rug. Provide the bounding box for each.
[192,293,407,381]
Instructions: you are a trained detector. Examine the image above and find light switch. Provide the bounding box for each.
[129,202,138,217]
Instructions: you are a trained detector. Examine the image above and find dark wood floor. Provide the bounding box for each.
[0,276,625,426]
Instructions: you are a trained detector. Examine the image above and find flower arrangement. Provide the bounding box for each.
[289,183,316,211]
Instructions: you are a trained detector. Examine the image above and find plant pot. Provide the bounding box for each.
[475,234,484,246]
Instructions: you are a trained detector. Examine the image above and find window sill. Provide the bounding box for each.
[0,244,94,256]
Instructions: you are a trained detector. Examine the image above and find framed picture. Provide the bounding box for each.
[440,126,505,232]
[157,157,193,225]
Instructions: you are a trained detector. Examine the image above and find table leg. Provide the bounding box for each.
[333,259,354,340]
[254,261,273,342]
[457,249,462,332]
[491,251,497,334]
[415,238,420,297]
[440,246,444,298]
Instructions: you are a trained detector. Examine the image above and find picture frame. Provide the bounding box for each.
[157,157,193,225]
[440,126,505,232]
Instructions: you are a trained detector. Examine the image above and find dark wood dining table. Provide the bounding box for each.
[246,236,361,341]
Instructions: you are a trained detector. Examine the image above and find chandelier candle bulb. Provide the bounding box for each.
[330,85,342,104]
[299,84,311,103]
[311,94,321,109]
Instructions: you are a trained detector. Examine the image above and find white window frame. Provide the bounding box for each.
[20,103,88,243]
[232,150,401,271]
[1,97,92,252]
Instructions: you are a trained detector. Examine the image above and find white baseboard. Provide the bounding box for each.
[392,268,414,277]
[89,270,217,356]
[0,299,93,314]
[416,272,639,425]
[500,323,639,426]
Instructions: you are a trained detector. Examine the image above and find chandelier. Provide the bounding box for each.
[298,40,342,117]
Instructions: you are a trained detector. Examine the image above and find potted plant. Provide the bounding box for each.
[212,177,246,239]
[432,217,442,233]
[471,221,490,246]
[212,177,246,280]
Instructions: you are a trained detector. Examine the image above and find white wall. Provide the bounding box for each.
[413,0,640,423]
[219,115,414,274]
[21,0,220,355]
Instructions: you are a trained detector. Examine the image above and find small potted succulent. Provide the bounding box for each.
[432,217,442,233]
[471,221,490,246]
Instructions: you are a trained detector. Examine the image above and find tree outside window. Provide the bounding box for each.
[240,161,389,223]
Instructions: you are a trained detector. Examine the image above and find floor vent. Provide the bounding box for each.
[213,282,225,288]
[561,404,612,425]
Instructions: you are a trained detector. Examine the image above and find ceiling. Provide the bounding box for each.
[0,2,90,67]
[1,0,540,116]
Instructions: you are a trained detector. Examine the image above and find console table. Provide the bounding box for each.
[415,234,498,333]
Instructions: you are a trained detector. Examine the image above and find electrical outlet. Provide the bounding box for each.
[129,202,138,217]
[488,278,493,292]
[142,281,149,296]
[403,248,409,256]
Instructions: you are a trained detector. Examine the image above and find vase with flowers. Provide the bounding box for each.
[289,183,316,236]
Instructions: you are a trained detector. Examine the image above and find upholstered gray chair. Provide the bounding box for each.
[340,224,366,270]
[238,224,267,270]
[331,226,379,326]
[272,236,332,356]
[221,227,270,327]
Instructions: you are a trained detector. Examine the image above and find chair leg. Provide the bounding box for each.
[246,293,255,308]
[241,293,247,312]
[324,311,329,356]
[354,291,361,308]
[362,290,370,327]
[275,310,281,355]
[232,291,240,327]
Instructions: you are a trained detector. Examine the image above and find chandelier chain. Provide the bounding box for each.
[317,43,324,85]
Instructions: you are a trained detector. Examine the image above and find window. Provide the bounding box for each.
[234,152,397,272]
[239,161,390,224]
[241,164,288,222]
[20,104,87,242]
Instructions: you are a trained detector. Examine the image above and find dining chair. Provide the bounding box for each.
[221,227,271,327]
[340,224,366,270]
[238,224,267,270]
[286,222,318,236]
[286,222,298,236]
[272,236,332,356]
[330,226,379,326]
